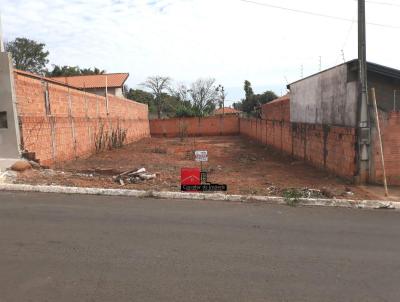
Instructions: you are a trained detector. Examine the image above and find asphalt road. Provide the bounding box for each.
[0,192,399,302]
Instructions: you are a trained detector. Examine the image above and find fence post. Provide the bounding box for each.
[372,88,389,196]
[67,86,77,158]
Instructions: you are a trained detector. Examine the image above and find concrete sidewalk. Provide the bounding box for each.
[359,185,400,201]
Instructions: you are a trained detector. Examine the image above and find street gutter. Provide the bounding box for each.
[0,183,399,210]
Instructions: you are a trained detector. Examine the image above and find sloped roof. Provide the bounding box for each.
[50,73,129,89]
[287,60,400,88]
[265,94,290,105]
[214,107,241,115]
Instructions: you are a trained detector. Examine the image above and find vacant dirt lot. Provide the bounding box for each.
[16,136,376,199]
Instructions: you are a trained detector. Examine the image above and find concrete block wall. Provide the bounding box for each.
[0,53,21,160]
[149,115,240,137]
[14,71,150,165]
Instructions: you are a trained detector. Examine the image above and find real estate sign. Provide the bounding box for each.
[195,151,208,162]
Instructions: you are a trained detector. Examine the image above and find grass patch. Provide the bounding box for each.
[283,188,303,207]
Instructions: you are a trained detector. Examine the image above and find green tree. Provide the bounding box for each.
[47,65,80,77]
[232,102,243,111]
[46,65,105,77]
[236,80,278,116]
[188,78,218,116]
[175,104,196,117]
[5,37,49,74]
[125,88,154,104]
[244,80,254,99]
[141,76,171,119]
[256,90,278,105]
[161,93,183,117]
[79,67,105,75]
[125,88,156,112]
[169,83,198,117]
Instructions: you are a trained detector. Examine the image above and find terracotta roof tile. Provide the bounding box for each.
[50,73,129,89]
[214,107,241,115]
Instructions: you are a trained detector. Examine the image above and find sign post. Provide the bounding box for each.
[195,150,208,172]
[180,150,226,192]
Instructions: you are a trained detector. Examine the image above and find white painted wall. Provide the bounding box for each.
[290,64,358,127]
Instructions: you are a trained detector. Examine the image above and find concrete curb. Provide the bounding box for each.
[0,183,399,210]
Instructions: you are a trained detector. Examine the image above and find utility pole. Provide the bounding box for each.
[358,0,370,183]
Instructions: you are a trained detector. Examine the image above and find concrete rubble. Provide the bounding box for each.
[0,170,17,184]
[113,168,158,186]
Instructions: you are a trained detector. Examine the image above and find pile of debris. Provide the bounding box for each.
[282,187,336,200]
[113,168,158,186]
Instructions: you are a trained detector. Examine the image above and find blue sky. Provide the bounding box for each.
[1,0,400,104]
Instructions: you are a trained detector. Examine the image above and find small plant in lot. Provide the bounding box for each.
[283,188,303,207]
[94,121,127,152]
[108,125,127,150]
[179,121,188,142]
[94,122,108,153]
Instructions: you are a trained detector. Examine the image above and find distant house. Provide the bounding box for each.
[51,73,129,97]
[213,107,241,116]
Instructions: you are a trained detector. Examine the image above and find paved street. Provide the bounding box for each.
[0,191,399,302]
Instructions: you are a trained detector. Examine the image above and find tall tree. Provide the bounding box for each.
[5,37,49,74]
[244,80,254,99]
[189,78,218,116]
[125,88,154,105]
[236,80,278,116]
[141,76,171,119]
[256,90,278,105]
[169,83,196,117]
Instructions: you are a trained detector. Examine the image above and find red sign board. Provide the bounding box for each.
[181,167,201,186]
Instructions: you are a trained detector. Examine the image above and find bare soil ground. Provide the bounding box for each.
[17,136,375,199]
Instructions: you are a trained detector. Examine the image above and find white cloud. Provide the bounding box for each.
[1,0,400,104]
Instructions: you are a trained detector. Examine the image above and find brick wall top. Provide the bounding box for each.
[14,72,147,119]
[261,95,290,121]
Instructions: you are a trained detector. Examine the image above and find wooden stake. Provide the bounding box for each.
[371,88,389,197]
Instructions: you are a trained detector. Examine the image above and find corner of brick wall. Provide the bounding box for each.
[14,72,150,165]
[241,97,357,181]
[371,111,400,185]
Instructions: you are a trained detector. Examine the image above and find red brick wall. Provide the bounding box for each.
[371,111,400,185]
[261,96,290,121]
[256,96,357,179]
[150,115,240,137]
[239,118,357,179]
[150,96,359,180]
[14,71,150,165]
